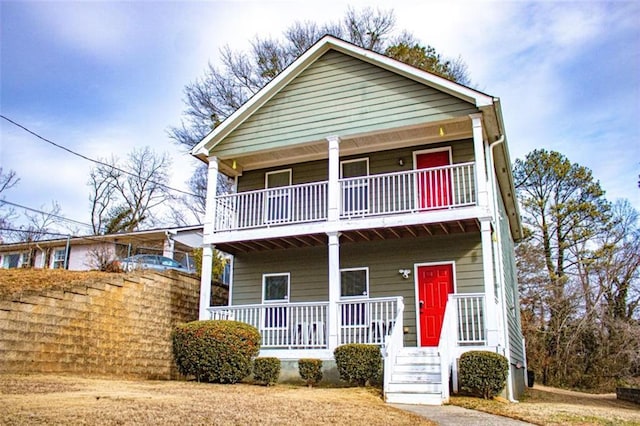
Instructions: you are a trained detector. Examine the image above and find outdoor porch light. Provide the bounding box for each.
[398,158,404,166]
[399,269,411,279]
[439,126,445,137]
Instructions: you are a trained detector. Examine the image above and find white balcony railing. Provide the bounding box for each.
[340,162,476,218]
[215,181,328,231]
[213,163,476,231]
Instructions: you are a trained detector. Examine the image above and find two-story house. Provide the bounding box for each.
[192,35,525,405]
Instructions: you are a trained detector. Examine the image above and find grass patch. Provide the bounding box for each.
[449,385,640,426]
[0,374,434,425]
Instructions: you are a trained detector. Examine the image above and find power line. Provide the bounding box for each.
[0,199,92,228]
[1,114,199,197]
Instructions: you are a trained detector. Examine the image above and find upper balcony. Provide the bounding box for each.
[211,162,480,242]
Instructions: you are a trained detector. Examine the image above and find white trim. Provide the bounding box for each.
[339,266,370,299]
[264,168,292,188]
[262,272,291,304]
[339,157,369,178]
[412,147,453,170]
[227,256,234,307]
[413,261,457,347]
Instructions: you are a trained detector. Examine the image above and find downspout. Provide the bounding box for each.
[63,235,71,270]
[488,135,517,402]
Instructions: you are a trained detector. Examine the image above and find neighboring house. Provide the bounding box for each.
[0,225,204,272]
[192,36,525,405]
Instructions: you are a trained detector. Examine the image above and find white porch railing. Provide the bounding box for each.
[453,293,486,345]
[214,181,328,231]
[337,297,402,346]
[208,302,329,348]
[340,162,476,218]
[212,163,476,231]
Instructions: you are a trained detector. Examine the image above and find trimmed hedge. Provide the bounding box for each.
[172,320,261,383]
[253,357,281,386]
[298,358,323,387]
[334,344,382,386]
[459,350,509,399]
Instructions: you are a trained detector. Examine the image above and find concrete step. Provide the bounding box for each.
[398,347,439,357]
[386,382,441,394]
[391,372,441,383]
[393,363,441,374]
[395,354,440,365]
[385,391,443,405]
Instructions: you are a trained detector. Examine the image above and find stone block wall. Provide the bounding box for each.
[0,271,202,379]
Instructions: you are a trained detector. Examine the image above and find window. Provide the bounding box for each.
[340,268,368,298]
[340,268,368,326]
[341,158,369,215]
[265,169,291,223]
[2,253,21,269]
[52,249,67,269]
[263,273,290,328]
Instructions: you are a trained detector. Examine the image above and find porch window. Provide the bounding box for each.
[265,169,291,223]
[262,273,289,328]
[340,268,369,326]
[2,253,21,268]
[52,249,66,269]
[341,158,369,215]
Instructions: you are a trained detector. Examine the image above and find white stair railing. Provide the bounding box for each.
[383,297,404,399]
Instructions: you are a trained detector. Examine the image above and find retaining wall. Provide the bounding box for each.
[617,387,640,404]
[0,271,206,379]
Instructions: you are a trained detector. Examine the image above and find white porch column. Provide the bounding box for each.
[327,231,340,351]
[470,113,489,209]
[163,234,175,259]
[326,135,341,222]
[199,156,220,320]
[480,218,500,347]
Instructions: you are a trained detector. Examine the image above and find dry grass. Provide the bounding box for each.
[0,374,434,425]
[0,269,119,297]
[450,384,640,425]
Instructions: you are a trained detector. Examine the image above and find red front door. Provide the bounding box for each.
[418,264,454,346]
[416,151,451,209]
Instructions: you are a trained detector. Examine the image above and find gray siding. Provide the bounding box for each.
[497,188,525,364]
[231,233,483,346]
[216,50,478,157]
[237,140,474,192]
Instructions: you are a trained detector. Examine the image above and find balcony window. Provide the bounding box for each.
[340,267,369,326]
[262,273,290,328]
[265,169,291,223]
[341,158,369,215]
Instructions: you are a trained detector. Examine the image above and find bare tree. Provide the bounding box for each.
[88,147,173,234]
[0,167,19,241]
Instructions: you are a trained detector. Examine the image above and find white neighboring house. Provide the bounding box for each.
[0,225,204,272]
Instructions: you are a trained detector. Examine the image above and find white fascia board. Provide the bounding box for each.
[190,36,495,159]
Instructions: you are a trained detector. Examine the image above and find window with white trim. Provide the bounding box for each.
[340,267,368,298]
[265,169,291,223]
[340,158,369,216]
[340,267,369,326]
[52,248,66,269]
[262,273,290,328]
[2,253,22,269]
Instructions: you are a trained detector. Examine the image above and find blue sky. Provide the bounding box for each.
[1,0,639,234]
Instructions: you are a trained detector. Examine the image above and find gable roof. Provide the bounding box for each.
[191,35,495,161]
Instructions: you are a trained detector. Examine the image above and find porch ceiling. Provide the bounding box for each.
[215,218,480,254]
[223,117,473,174]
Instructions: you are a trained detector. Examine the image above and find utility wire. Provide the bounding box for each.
[0,199,93,228]
[1,114,199,197]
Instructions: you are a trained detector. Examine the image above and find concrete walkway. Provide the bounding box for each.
[390,404,533,426]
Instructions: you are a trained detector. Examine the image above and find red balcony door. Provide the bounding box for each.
[417,264,454,347]
[416,150,451,209]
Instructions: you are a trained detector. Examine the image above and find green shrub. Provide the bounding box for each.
[253,357,281,386]
[458,350,509,399]
[334,344,382,386]
[298,358,323,387]
[172,320,261,383]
